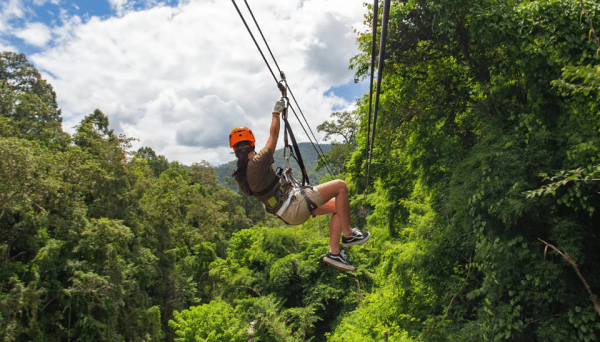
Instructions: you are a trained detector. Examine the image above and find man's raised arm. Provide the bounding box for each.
[266,99,285,153]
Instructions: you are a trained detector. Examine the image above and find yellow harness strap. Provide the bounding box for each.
[267,186,285,207]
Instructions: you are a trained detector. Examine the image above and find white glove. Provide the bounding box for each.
[273,99,286,113]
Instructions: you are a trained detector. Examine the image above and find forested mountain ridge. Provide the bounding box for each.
[2,0,600,340]
[215,142,333,190]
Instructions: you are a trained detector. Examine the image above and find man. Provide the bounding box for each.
[229,99,370,271]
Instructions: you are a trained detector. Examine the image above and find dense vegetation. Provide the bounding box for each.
[0,52,267,341]
[2,0,600,340]
[338,0,600,340]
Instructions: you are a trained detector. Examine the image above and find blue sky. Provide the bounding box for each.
[1,0,368,164]
[327,80,369,105]
[5,1,110,56]
[3,0,183,54]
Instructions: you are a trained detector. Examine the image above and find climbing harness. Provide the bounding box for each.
[276,73,319,216]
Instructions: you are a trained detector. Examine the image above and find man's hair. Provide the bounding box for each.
[232,143,255,195]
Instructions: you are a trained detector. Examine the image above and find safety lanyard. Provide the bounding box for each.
[277,72,310,187]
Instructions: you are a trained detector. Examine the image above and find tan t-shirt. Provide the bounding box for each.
[246,146,282,211]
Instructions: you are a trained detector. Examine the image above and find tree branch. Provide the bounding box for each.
[538,238,600,317]
[240,286,261,297]
[355,277,364,309]
[6,251,26,263]
[441,254,472,323]
[25,198,46,213]
[579,0,600,52]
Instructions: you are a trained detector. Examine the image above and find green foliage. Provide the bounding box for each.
[169,301,248,342]
[527,165,600,216]
[208,223,373,341]
[0,53,275,341]
[0,53,68,148]
[0,52,61,122]
[317,111,360,146]
[135,146,170,177]
[316,143,355,175]
[552,65,600,97]
[333,0,600,340]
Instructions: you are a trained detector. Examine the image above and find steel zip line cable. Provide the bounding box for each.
[241,0,336,178]
[231,0,279,84]
[232,0,336,178]
[242,0,282,74]
[285,86,335,177]
[365,0,391,195]
[364,0,379,197]
[287,103,335,177]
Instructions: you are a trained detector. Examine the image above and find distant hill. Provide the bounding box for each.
[216,142,332,190]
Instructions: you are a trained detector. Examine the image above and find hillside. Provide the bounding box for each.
[216,142,332,190]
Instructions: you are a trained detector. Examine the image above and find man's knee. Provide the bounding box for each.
[334,179,348,195]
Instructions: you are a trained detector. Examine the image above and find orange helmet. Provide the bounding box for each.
[229,126,255,151]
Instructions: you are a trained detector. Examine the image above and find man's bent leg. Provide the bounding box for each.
[312,199,342,254]
[328,213,342,254]
[314,180,352,238]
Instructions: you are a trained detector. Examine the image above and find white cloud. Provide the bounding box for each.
[0,0,25,35]
[28,0,365,165]
[32,0,61,5]
[1,0,25,20]
[0,42,18,52]
[107,0,134,16]
[14,22,52,47]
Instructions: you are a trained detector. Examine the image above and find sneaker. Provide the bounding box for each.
[341,228,371,247]
[323,251,355,272]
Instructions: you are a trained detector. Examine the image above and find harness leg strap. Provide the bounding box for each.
[299,186,319,216]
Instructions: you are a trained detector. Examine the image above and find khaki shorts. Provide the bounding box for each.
[279,187,324,225]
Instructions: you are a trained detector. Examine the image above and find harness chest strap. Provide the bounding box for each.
[251,175,280,197]
[243,174,284,208]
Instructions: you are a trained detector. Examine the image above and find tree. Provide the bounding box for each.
[190,160,217,186]
[316,111,359,146]
[0,52,61,121]
[315,143,354,175]
[316,111,360,176]
[0,53,67,146]
[135,146,169,177]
